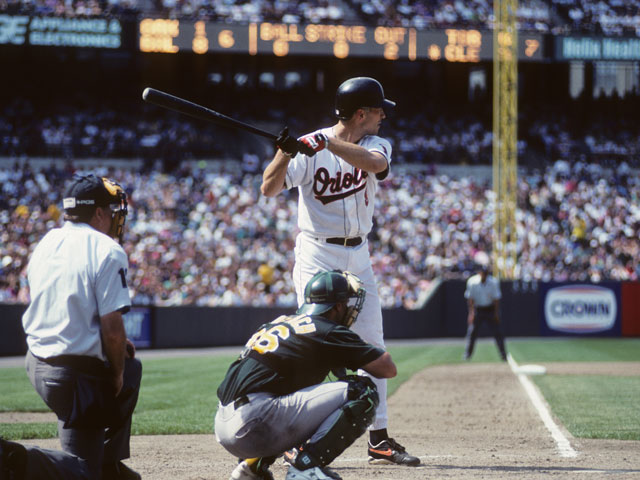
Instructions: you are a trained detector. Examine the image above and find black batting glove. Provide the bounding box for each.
[276,127,300,156]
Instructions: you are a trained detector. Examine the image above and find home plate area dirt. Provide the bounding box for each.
[19,363,640,479]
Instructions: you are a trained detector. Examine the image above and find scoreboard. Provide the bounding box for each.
[5,13,640,62]
[138,20,544,62]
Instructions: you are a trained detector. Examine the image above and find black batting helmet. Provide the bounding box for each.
[297,270,366,327]
[334,77,396,120]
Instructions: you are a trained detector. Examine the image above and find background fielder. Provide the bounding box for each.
[464,263,508,361]
[261,77,419,466]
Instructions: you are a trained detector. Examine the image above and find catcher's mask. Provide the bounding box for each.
[297,270,366,327]
[63,174,128,244]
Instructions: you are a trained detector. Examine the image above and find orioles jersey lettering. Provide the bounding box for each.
[313,167,368,205]
[285,127,392,239]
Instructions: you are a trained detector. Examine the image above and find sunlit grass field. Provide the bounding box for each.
[1,338,638,440]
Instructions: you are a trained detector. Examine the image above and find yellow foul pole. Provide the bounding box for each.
[493,0,518,279]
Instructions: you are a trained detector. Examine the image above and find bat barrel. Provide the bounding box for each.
[142,88,277,141]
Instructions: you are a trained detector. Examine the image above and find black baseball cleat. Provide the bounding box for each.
[367,438,420,466]
[0,438,28,480]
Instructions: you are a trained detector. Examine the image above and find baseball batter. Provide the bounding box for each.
[215,270,397,480]
[261,77,419,466]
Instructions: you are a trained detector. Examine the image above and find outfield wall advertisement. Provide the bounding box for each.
[540,283,621,336]
[0,14,124,48]
[123,306,152,348]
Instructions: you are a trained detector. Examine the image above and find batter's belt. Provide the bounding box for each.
[324,236,363,247]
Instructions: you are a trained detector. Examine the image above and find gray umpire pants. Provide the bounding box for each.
[24,351,142,480]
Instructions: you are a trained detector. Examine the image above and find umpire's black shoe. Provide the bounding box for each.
[367,438,420,466]
[0,438,27,480]
[101,461,141,480]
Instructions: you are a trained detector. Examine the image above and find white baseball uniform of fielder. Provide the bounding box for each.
[23,221,131,361]
[285,126,392,430]
[464,273,502,307]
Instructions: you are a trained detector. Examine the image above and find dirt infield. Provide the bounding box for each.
[17,362,640,479]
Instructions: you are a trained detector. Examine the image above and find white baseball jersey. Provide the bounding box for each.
[285,127,392,238]
[464,274,501,307]
[286,126,392,430]
[22,221,131,360]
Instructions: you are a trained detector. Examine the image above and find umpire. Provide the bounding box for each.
[463,263,508,361]
[215,270,398,480]
[2,174,142,480]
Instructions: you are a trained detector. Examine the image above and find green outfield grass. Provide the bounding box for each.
[1,338,638,441]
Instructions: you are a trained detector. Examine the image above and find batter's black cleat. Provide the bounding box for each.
[367,438,420,466]
[0,438,28,480]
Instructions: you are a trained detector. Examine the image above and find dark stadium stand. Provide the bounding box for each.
[2,91,639,168]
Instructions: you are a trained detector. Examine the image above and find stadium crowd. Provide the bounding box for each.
[2,0,639,35]
[344,0,553,32]
[551,0,640,36]
[0,0,139,18]
[1,158,638,309]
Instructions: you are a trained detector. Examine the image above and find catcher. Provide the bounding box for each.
[214,270,397,480]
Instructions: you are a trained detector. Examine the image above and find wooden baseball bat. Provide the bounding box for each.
[142,87,278,141]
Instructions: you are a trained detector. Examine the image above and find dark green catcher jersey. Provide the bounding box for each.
[217,313,384,405]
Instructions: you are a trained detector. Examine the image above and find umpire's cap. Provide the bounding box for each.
[297,270,366,317]
[63,174,127,214]
[335,77,395,120]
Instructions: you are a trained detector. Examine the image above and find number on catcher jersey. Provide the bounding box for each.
[246,314,317,354]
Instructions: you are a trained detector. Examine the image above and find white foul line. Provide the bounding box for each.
[507,354,578,458]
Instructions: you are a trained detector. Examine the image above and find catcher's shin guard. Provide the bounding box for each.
[288,377,378,469]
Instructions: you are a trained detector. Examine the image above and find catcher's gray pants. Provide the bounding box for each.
[24,350,141,479]
[215,381,350,459]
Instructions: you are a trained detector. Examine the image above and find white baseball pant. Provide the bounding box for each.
[293,232,388,430]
